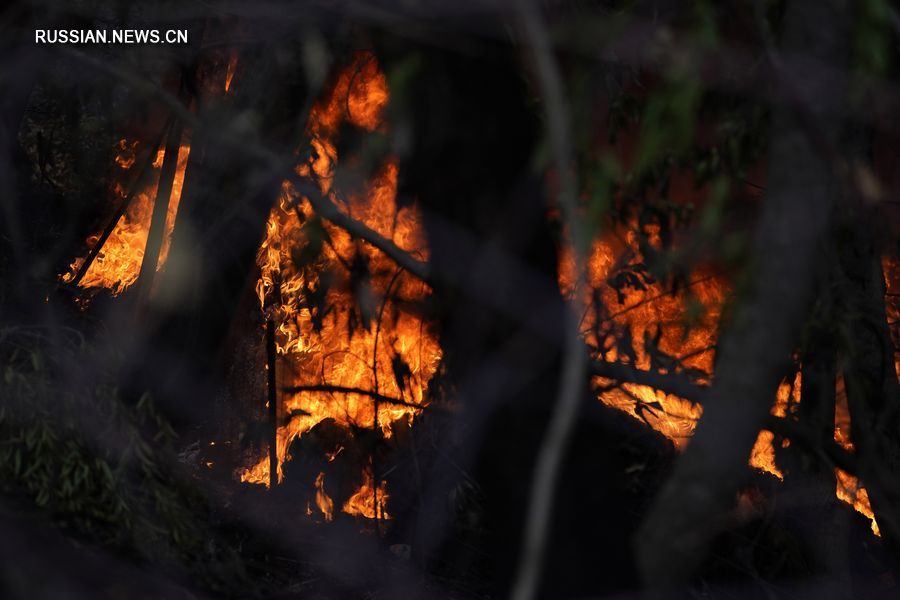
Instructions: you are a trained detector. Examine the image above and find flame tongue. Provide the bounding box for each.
[343,466,390,520]
[315,472,334,521]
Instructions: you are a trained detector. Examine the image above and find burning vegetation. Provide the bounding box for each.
[3,2,900,598]
[57,47,889,540]
[241,56,441,521]
[62,138,191,296]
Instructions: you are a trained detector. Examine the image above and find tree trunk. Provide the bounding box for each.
[636,0,852,587]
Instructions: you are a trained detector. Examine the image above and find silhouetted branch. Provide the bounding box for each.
[591,360,709,404]
[282,384,427,411]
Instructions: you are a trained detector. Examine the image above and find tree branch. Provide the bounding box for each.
[282,384,428,412]
[591,360,710,405]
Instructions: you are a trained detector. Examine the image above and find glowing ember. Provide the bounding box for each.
[225,51,238,93]
[240,54,441,522]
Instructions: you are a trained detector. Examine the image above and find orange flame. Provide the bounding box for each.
[836,468,880,536]
[62,60,242,297]
[560,227,717,448]
[342,466,391,520]
[562,221,885,534]
[62,139,190,295]
[225,51,238,93]
[240,55,441,522]
[315,471,334,521]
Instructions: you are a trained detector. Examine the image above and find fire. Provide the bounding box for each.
[61,58,241,297]
[62,47,893,537]
[224,51,238,93]
[561,221,882,533]
[315,471,334,522]
[62,138,191,295]
[342,466,391,521]
[559,226,718,448]
[747,373,801,480]
[836,468,880,536]
[831,374,880,535]
[240,54,441,523]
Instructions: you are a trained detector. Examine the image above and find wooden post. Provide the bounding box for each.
[266,318,278,488]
